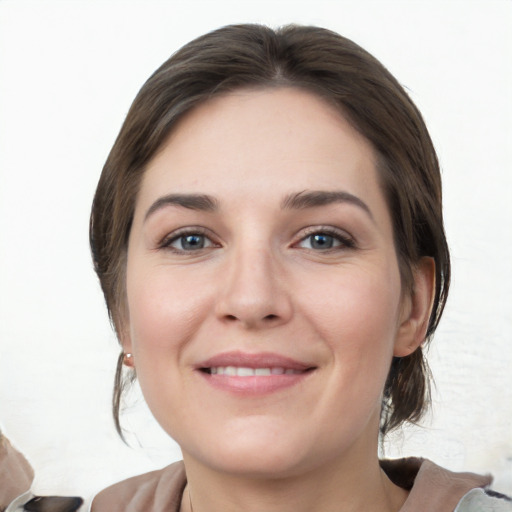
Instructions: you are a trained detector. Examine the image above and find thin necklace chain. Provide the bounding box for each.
[188,486,194,512]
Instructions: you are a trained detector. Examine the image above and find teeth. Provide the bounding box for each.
[209,367,301,376]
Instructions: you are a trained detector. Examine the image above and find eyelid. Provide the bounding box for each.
[156,225,355,253]
[292,225,356,250]
[159,226,220,251]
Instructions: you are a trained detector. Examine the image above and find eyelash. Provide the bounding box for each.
[158,226,356,254]
[159,227,218,253]
[293,226,356,252]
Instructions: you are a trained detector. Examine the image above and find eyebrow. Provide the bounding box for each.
[144,193,218,221]
[281,190,374,220]
[144,189,373,222]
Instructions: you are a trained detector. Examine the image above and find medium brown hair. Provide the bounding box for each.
[90,23,450,437]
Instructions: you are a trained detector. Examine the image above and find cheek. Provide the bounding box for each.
[124,264,215,430]
[299,262,402,379]
[125,263,212,367]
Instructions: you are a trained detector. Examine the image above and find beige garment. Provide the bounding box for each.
[91,458,494,512]
[382,458,493,512]
[0,434,34,511]
[92,463,186,512]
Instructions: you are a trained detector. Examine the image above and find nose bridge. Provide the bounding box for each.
[216,235,291,327]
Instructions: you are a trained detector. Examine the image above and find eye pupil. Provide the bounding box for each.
[311,233,334,249]
[181,234,204,250]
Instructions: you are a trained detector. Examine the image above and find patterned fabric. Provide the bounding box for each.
[1,433,83,512]
[0,434,34,510]
[455,488,512,511]
[5,492,84,512]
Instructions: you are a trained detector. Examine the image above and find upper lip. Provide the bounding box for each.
[197,351,314,371]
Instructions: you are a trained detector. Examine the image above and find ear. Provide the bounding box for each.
[394,257,436,357]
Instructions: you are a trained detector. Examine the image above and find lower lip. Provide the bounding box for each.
[197,371,311,395]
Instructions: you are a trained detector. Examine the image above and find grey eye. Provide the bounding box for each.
[296,230,354,251]
[169,233,214,251]
[298,233,339,250]
[180,234,206,250]
[308,233,335,249]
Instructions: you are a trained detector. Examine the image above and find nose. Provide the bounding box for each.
[215,244,293,329]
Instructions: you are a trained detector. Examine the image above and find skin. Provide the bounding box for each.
[122,88,435,512]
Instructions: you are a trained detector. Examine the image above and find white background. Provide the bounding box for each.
[1,0,511,501]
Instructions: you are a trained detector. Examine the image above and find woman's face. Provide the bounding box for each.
[123,88,420,477]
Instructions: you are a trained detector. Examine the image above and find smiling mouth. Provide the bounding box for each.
[196,352,316,394]
[200,366,311,376]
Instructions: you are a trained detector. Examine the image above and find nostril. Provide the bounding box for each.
[224,313,279,323]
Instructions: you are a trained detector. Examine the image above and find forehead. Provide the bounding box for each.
[137,87,384,213]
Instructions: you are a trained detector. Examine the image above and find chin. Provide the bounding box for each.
[180,418,347,479]
[175,419,298,475]
[198,445,310,478]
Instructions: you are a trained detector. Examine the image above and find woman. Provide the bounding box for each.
[89,24,511,512]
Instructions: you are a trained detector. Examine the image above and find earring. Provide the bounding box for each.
[123,352,134,367]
